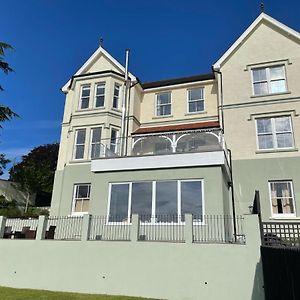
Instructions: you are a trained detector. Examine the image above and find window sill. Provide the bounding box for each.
[71,212,89,217]
[255,148,298,154]
[185,111,207,116]
[70,159,91,164]
[111,107,122,113]
[75,107,106,113]
[269,216,298,220]
[250,91,291,99]
[152,115,173,120]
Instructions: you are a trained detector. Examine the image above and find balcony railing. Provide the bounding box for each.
[91,128,228,159]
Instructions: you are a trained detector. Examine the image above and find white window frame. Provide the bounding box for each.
[187,87,205,113]
[268,180,296,218]
[72,184,91,215]
[112,83,121,109]
[89,127,102,159]
[79,84,91,109]
[107,179,204,224]
[110,128,119,154]
[73,128,86,160]
[155,92,172,117]
[251,65,287,96]
[94,82,106,108]
[255,116,294,151]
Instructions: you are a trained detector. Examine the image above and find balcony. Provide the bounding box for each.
[91,128,230,173]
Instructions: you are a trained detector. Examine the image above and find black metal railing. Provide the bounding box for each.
[89,216,130,241]
[47,216,83,240]
[138,215,185,242]
[262,222,300,247]
[193,215,245,244]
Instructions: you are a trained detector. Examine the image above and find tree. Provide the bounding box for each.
[0,41,18,175]
[0,42,18,124]
[9,143,59,196]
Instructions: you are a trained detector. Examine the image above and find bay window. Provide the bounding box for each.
[74,129,86,159]
[95,82,105,107]
[113,83,120,109]
[90,128,102,159]
[79,85,91,109]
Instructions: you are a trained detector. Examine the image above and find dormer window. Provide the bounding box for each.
[252,65,287,96]
[80,85,91,109]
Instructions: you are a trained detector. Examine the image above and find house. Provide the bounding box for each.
[50,12,300,224]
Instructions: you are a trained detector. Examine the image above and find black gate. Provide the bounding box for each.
[261,246,300,300]
[253,191,300,300]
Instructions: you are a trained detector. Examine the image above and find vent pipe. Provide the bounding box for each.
[120,49,130,156]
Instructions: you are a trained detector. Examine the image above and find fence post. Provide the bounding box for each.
[81,214,91,241]
[36,215,48,240]
[130,214,140,242]
[0,216,7,238]
[184,214,193,244]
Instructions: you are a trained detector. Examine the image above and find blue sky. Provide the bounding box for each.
[0,0,299,178]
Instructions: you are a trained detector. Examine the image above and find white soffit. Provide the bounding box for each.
[213,13,300,70]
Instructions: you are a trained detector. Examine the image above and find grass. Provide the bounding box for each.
[0,287,157,300]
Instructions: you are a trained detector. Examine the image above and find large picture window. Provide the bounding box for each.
[252,65,287,96]
[256,116,294,150]
[269,181,295,217]
[108,180,203,223]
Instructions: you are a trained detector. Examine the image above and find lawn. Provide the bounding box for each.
[0,287,158,300]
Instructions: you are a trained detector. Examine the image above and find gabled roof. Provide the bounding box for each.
[213,13,300,70]
[142,73,215,89]
[132,121,220,135]
[62,46,137,92]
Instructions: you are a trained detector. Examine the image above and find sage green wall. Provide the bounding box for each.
[51,165,231,217]
[232,157,300,220]
[0,216,264,300]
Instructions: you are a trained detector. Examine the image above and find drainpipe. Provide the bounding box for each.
[213,67,236,239]
[213,69,224,133]
[228,149,237,242]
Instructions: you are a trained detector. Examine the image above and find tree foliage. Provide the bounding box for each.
[0,153,10,176]
[0,195,49,217]
[9,143,59,194]
[0,41,18,175]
